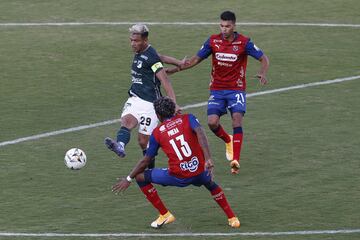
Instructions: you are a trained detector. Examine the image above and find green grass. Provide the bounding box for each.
[0,1,360,240]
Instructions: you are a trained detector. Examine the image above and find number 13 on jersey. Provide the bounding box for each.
[169,134,192,160]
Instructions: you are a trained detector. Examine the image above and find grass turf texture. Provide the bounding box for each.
[0,0,359,239]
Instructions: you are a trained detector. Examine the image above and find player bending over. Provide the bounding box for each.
[112,97,240,228]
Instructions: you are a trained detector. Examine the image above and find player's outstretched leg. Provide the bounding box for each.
[204,181,240,228]
[137,181,175,228]
[104,126,131,158]
[104,137,126,158]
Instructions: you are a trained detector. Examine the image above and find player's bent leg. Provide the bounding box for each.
[137,170,175,228]
[208,114,233,161]
[138,133,155,169]
[204,181,240,228]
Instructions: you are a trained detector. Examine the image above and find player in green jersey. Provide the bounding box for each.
[105,24,182,168]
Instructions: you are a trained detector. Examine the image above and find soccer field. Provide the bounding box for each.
[1,1,360,239]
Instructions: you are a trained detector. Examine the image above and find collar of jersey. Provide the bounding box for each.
[221,32,239,42]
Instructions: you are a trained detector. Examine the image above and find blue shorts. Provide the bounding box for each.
[144,168,211,187]
[207,90,246,116]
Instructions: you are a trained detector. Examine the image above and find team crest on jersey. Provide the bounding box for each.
[137,60,143,68]
[233,45,239,51]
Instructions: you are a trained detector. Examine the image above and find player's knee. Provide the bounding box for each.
[208,115,220,130]
[135,173,146,184]
[208,120,219,130]
[121,115,137,129]
[231,112,243,128]
[137,137,148,149]
[204,181,218,191]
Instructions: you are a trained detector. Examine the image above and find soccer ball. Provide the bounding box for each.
[64,148,87,170]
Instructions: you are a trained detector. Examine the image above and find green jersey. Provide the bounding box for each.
[129,45,164,102]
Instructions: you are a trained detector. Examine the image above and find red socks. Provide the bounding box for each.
[212,125,231,143]
[233,127,243,161]
[211,186,235,218]
[140,184,168,215]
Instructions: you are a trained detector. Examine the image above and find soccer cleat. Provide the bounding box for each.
[225,135,233,161]
[228,217,240,228]
[150,211,176,229]
[104,137,126,158]
[230,160,240,174]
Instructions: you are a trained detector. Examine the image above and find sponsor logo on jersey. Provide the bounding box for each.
[131,76,143,84]
[215,53,237,62]
[159,125,166,132]
[166,118,182,129]
[217,61,233,67]
[232,41,242,45]
[213,39,223,43]
[140,54,148,60]
[131,69,142,76]
[180,156,199,172]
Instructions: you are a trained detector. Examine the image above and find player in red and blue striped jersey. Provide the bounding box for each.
[169,11,270,174]
[112,97,240,229]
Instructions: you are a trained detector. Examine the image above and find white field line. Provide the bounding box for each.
[0,22,360,28]
[0,75,359,148]
[0,229,360,237]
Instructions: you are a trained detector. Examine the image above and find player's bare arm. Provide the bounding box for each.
[156,69,181,113]
[194,126,214,179]
[112,155,152,193]
[256,54,270,85]
[165,55,203,74]
[158,54,187,67]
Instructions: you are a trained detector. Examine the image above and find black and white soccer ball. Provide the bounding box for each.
[64,148,87,170]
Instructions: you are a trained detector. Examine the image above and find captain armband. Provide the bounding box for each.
[151,62,164,73]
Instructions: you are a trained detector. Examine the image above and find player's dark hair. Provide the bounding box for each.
[220,11,236,23]
[154,97,176,119]
[140,31,149,39]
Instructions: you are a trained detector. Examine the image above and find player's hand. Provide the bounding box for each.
[179,56,189,69]
[112,177,131,194]
[205,159,214,181]
[256,73,268,85]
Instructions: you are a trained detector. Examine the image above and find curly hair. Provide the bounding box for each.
[153,97,176,119]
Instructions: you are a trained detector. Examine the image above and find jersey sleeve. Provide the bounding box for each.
[197,38,212,59]
[245,40,264,60]
[148,51,164,73]
[145,134,160,158]
[188,114,201,130]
